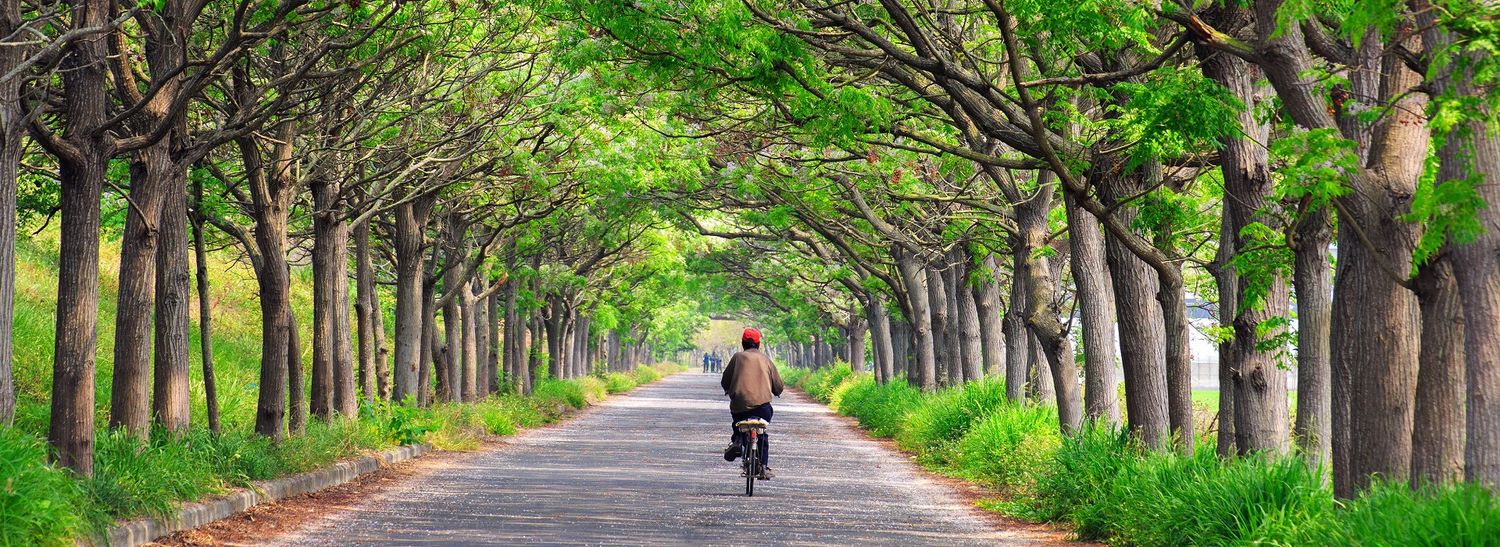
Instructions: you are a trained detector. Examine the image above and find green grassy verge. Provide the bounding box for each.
[783,365,1500,546]
[0,228,685,545]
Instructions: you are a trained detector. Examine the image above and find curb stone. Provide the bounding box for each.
[92,443,431,547]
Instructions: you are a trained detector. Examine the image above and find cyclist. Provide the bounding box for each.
[721,327,783,479]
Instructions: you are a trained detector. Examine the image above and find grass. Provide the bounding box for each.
[785,363,1500,546]
[1,227,684,544]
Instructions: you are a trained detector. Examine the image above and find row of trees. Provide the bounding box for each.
[0,0,703,478]
[554,0,1499,498]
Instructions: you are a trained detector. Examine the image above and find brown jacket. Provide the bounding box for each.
[720,348,784,413]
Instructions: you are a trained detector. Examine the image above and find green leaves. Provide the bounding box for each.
[1270,128,1357,211]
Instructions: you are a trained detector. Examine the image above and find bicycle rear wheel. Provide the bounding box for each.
[744,441,756,496]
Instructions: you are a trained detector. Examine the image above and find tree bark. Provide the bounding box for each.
[354,218,376,403]
[1096,169,1171,450]
[869,299,896,383]
[1214,211,1239,459]
[1065,194,1119,427]
[956,267,984,382]
[848,316,868,373]
[190,185,220,434]
[1411,257,1465,485]
[547,295,566,379]
[972,256,1007,382]
[1286,206,1333,471]
[442,272,464,403]
[310,174,351,419]
[461,279,478,401]
[504,280,520,391]
[153,162,192,434]
[0,0,22,427]
[1203,46,1289,455]
[894,249,938,390]
[928,264,957,385]
[1420,5,1500,488]
[474,281,491,390]
[419,251,439,406]
[392,196,434,404]
[111,150,168,439]
[1005,253,1030,402]
[287,298,305,435]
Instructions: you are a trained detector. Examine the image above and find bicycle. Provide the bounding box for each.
[735,418,769,496]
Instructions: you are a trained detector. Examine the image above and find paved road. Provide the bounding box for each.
[280,373,1039,546]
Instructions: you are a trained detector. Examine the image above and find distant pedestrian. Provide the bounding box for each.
[703,353,712,373]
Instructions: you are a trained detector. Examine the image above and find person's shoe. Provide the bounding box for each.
[723,444,742,461]
[757,466,775,480]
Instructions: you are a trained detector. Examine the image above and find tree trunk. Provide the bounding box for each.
[190,187,220,434]
[972,256,1007,382]
[392,197,434,404]
[1214,213,1239,459]
[574,314,590,378]
[310,175,348,419]
[442,273,465,403]
[354,218,376,403]
[1005,253,1031,402]
[928,264,955,385]
[868,300,895,384]
[1203,36,1289,456]
[1097,169,1171,450]
[253,250,291,440]
[419,253,439,406]
[152,162,192,434]
[504,280,520,391]
[547,296,565,379]
[287,298,305,435]
[522,311,539,394]
[474,282,491,391]
[1411,257,1465,485]
[46,0,113,474]
[461,280,478,402]
[957,268,984,382]
[373,284,389,400]
[1421,10,1500,487]
[848,316,868,373]
[1065,194,1119,427]
[1018,191,1082,432]
[0,0,21,427]
[111,150,169,439]
[1028,332,1055,403]
[895,249,938,390]
[1328,63,1426,497]
[1292,207,1332,468]
[490,292,502,392]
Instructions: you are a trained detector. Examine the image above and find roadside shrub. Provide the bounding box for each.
[574,376,609,403]
[952,403,1060,493]
[86,429,225,520]
[632,365,662,385]
[1338,480,1500,546]
[0,428,93,545]
[1032,423,1132,527]
[802,364,855,402]
[533,378,590,410]
[604,372,637,393]
[830,376,922,438]
[779,366,809,388]
[896,379,1006,457]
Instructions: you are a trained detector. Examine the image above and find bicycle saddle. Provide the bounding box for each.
[735,418,769,431]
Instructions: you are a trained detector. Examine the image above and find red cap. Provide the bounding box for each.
[742,328,762,344]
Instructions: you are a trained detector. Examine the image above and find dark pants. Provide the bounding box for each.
[731,403,773,467]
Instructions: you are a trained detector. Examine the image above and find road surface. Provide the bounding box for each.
[280,373,1044,545]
